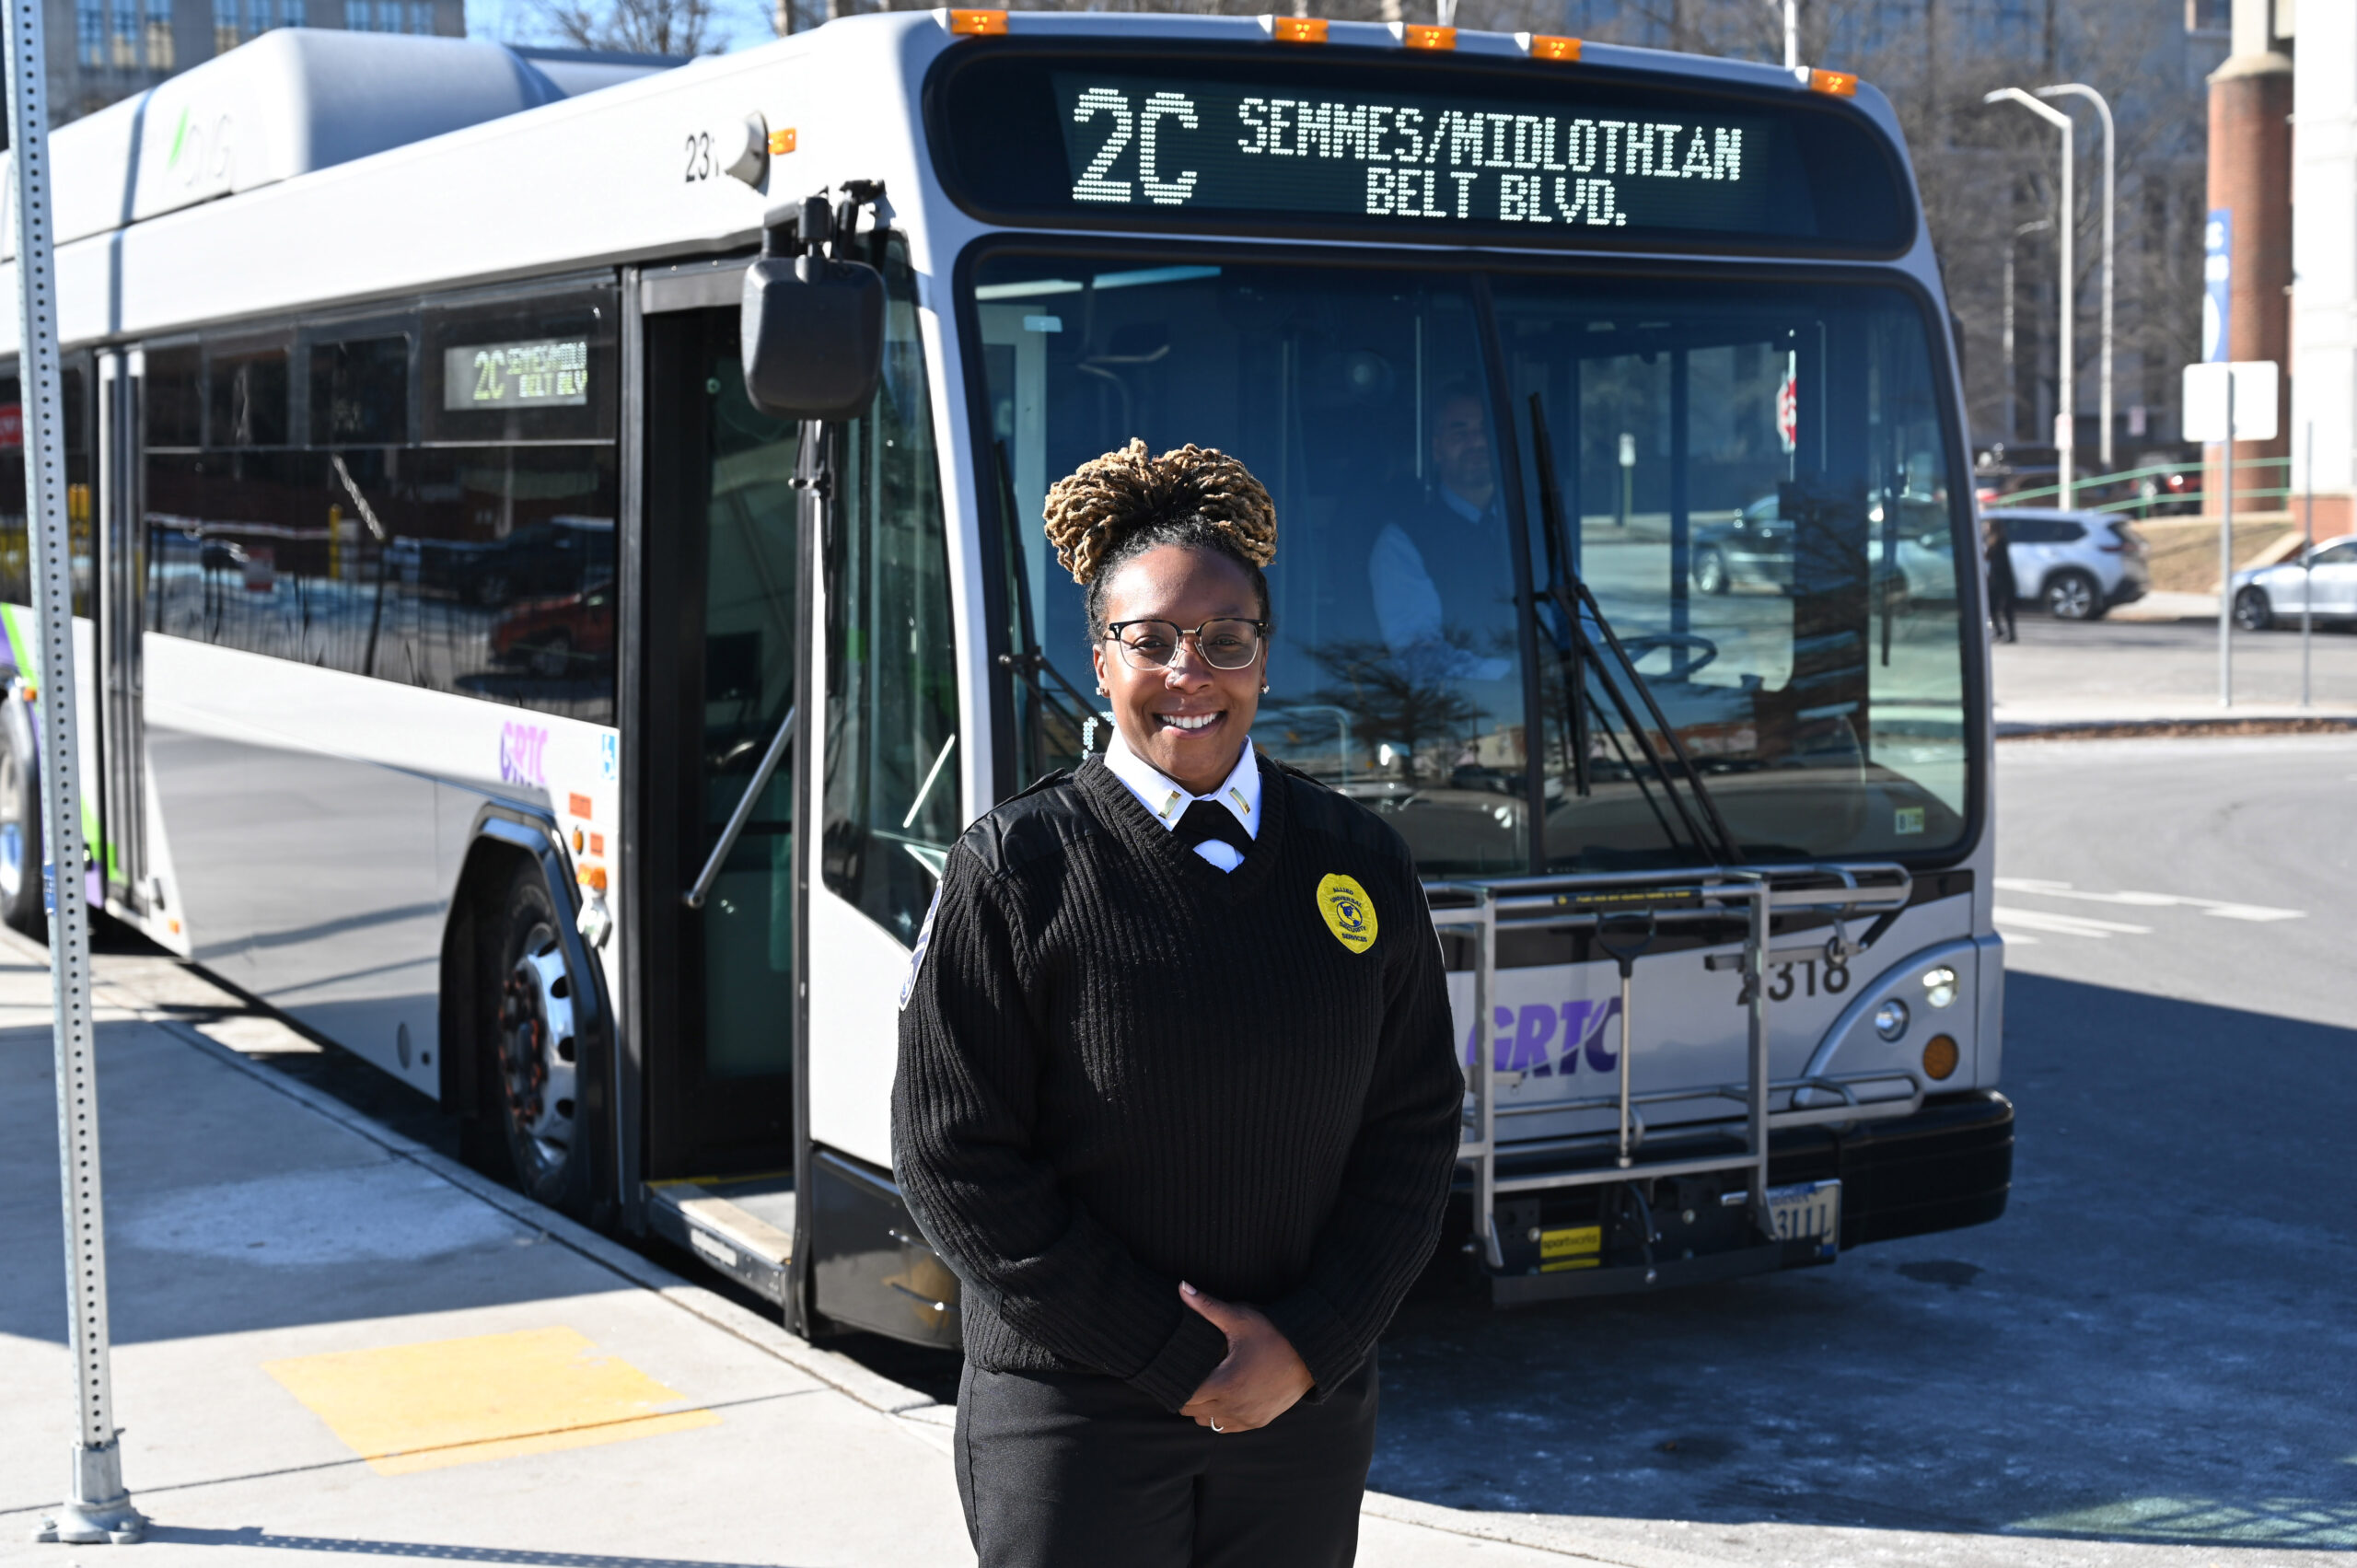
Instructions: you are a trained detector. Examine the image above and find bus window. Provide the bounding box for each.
[824,237,959,946]
[0,364,97,617]
[977,255,1528,877]
[143,288,619,724]
[1495,275,1968,866]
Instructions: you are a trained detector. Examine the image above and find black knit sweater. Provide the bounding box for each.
[891,751,1463,1412]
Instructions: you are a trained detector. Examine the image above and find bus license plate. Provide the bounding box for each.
[1764,1179,1841,1260]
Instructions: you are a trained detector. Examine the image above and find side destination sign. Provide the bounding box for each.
[1052,74,1770,234]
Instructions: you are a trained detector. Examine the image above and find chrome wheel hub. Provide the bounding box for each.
[497,925,577,1178]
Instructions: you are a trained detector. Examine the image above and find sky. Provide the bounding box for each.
[460,0,784,55]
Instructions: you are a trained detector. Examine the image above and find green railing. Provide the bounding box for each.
[1983,456,2293,518]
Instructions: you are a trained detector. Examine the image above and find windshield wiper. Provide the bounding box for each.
[1526,393,1743,867]
[993,439,1110,757]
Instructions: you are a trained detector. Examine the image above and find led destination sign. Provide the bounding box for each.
[443,337,591,412]
[1055,75,1771,234]
[930,51,1911,251]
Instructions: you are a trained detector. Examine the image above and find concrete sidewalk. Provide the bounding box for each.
[0,933,1578,1568]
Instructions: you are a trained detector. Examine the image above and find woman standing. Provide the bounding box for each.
[1985,514,2019,644]
[894,439,1463,1568]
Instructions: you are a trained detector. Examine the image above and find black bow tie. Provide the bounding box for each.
[1173,800,1253,855]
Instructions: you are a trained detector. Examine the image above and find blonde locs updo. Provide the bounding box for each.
[1042,438,1278,638]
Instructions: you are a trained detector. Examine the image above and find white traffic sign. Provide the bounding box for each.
[2182,361,2279,442]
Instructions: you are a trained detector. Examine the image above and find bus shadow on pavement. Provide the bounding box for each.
[1368,970,2357,1551]
[144,1527,799,1565]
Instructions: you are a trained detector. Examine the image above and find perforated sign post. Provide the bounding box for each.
[6,0,145,1544]
[2183,360,2279,710]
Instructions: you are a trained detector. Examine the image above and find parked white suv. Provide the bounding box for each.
[1984,507,2152,621]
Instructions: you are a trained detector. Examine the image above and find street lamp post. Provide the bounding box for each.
[1986,87,2075,507]
[2038,84,2114,472]
[1759,0,1796,68]
[2003,217,2052,444]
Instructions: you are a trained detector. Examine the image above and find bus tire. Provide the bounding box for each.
[481,858,597,1218]
[0,681,43,937]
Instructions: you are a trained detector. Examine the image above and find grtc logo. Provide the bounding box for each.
[499,721,550,789]
[1464,997,1623,1075]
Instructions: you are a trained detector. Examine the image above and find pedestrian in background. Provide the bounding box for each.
[1985,514,2019,644]
[894,438,1463,1568]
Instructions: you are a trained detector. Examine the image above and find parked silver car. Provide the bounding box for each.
[2230,534,2357,630]
[1984,507,2151,621]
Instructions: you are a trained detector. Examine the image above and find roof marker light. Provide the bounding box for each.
[768,126,796,156]
[1264,16,1327,42]
[946,8,1005,35]
[1807,67,1859,96]
[1398,22,1455,49]
[1525,33,1581,61]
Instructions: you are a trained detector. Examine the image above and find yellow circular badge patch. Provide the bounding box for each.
[1316,873,1379,954]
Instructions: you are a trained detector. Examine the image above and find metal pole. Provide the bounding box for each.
[2302,418,2315,709]
[8,0,144,1542]
[1783,0,1796,70]
[2004,218,2051,445]
[2038,86,2114,470]
[2219,374,2235,709]
[1986,90,2075,507]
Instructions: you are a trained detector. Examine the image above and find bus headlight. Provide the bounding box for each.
[1874,999,1910,1040]
[1922,966,1959,1008]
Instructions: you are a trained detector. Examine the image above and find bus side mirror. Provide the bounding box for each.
[740,247,885,422]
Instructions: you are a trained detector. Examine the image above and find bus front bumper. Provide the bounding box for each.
[1446,1089,2014,1306]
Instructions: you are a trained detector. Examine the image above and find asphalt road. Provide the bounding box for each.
[1994,602,2357,716]
[1364,734,2357,1563]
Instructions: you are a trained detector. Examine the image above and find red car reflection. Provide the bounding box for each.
[491,576,613,679]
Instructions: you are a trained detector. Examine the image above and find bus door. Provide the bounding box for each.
[636,284,807,1310]
[95,349,146,915]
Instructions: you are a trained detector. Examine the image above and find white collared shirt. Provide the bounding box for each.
[1101,729,1260,871]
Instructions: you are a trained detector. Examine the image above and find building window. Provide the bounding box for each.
[110,0,137,65]
[246,0,268,33]
[214,0,238,52]
[406,1,429,31]
[2186,0,2229,30]
[281,0,304,23]
[78,0,106,65]
[145,0,174,68]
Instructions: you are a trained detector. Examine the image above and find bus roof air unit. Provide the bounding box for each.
[0,29,679,262]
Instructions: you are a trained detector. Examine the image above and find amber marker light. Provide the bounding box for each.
[1527,33,1581,61]
[578,864,609,896]
[1808,67,1859,96]
[768,126,796,155]
[1401,23,1455,49]
[1922,1034,1959,1081]
[947,7,1005,33]
[1270,16,1327,42]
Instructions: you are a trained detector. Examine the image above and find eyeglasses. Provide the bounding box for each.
[1102,617,1268,672]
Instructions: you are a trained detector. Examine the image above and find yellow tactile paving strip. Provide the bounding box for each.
[263,1326,720,1475]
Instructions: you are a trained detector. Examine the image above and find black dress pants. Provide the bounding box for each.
[954,1352,1378,1568]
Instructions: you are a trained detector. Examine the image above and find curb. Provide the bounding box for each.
[1995,715,2357,741]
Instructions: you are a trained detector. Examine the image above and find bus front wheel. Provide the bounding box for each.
[0,683,43,937]
[481,860,595,1216]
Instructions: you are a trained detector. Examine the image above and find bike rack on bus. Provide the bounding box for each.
[1432,863,1917,1274]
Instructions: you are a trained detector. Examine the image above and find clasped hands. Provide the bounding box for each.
[1176,1280,1313,1434]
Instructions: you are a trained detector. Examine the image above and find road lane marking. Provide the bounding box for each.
[1992,906,2153,938]
[263,1326,718,1475]
[1993,877,2305,923]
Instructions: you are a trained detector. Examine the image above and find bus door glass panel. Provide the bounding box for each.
[697,344,800,1083]
[976,256,1528,877]
[825,238,959,941]
[1496,276,1967,868]
[98,350,147,906]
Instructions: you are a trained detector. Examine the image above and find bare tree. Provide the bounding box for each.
[541,0,719,54]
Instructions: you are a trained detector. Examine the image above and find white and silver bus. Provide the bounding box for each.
[1,12,2008,1344]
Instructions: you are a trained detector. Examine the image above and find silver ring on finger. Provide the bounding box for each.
[1211,1421,1225,1433]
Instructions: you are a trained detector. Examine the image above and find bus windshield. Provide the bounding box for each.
[975,252,1969,877]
